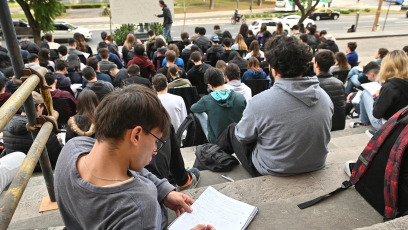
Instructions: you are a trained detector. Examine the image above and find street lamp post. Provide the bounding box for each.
[383,2,391,31]
[237,0,239,9]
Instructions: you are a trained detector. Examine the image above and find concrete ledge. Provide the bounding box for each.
[356,215,408,230]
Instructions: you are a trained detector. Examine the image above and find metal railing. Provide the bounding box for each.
[0,0,59,229]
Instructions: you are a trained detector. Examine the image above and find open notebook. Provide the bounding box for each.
[168,186,258,230]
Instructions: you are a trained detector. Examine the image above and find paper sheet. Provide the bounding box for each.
[168,186,258,230]
[361,82,381,97]
[71,84,83,89]
[351,91,362,104]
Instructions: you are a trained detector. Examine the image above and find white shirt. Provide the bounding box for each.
[158,93,187,132]
[245,50,264,60]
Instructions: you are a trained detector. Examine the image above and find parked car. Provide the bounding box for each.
[42,22,92,40]
[0,19,33,39]
[402,1,408,10]
[385,0,404,4]
[249,19,291,35]
[276,14,315,29]
[309,7,340,21]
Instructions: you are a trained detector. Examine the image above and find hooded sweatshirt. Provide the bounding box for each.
[241,69,269,82]
[373,78,408,120]
[235,77,333,176]
[191,89,246,143]
[127,55,156,76]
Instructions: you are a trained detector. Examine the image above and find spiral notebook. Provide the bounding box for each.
[168,186,258,230]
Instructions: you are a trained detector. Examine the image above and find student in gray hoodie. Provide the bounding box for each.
[218,35,333,177]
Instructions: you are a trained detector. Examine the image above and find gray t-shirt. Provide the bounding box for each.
[54,137,175,229]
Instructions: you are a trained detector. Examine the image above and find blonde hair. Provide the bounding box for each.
[234,34,248,51]
[379,50,408,82]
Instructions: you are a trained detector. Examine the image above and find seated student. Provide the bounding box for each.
[217,35,333,177]
[162,44,185,70]
[0,78,12,107]
[152,38,168,69]
[54,85,204,229]
[167,64,192,88]
[224,63,252,103]
[187,51,211,95]
[314,50,346,131]
[157,50,186,78]
[98,48,117,74]
[54,59,71,88]
[220,38,232,63]
[346,42,358,65]
[44,72,77,117]
[83,66,114,101]
[84,57,112,86]
[228,51,248,70]
[38,48,55,72]
[241,57,269,82]
[66,88,98,143]
[328,52,350,74]
[25,53,40,69]
[245,40,264,60]
[245,30,257,49]
[191,67,246,143]
[122,64,152,88]
[356,50,408,132]
[194,27,211,52]
[95,42,123,69]
[153,74,187,132]
[345,61,380,95]
[205,35,225,61]
[3,92,63,170]
[109,66,129,87]
[0,151,26,194]
[58,45,69,61]
[374,48,389,65]
[403,45,408,56]
[127,43,156,78]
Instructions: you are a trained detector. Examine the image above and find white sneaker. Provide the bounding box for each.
[344,160,356,177]
[365,129,376,138]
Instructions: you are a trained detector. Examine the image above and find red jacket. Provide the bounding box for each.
[127,55,156,77]
[0,92,12,106]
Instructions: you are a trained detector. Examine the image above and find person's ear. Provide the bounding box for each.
[54,79,58,84]
[130,126,143,146]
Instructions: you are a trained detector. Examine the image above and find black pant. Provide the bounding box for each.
[216,123,262,177]
[145,125,189,186]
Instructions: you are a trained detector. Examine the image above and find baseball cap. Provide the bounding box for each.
[32,91,44,104]
[210,34,220,42]
[291,25,300,30]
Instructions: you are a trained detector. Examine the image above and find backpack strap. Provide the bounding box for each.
[298,181,352,209]
[384,124,408,219]
[350,107,408,185]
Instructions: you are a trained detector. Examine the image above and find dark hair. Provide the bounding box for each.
[307,26,316,34]
[335,52,349,71]
[204,67,224,87]
[317,43,329,50]
[262,31,272,45]
[28,53,39,63]
[148,30,155,36]
[249,40,261,58]
[314,50,335,73]
[378,48,389,59]
[2,67,14,78]
[159,0,166,7]
[190,51,202,62]
[363,61,380,74]
[299,34,308,43]
[259,24,267,34]
[318,37,326,44]
[38,48,50,67]
[222,38,232,48]
[247,30,254,36]
[181,32,189,40]
[224,63,240,81]
[239,23,249,38]
[347,42,357,52]
[127,64,140,75]
[94,84,170,141]
[76,88,99,126]
[222,31,232,40]
[67,54,81,72]
[155,38,166,49]
[98,48,109,59]
[165,50,177,63]
[82,66,96,81]
[44,72,56,86]
[214,25,220,30]
[167,64,182,81]
[134,44,145,56]
[86,57,99,71]
[57,45,68,56]
[190,45,203,57]
[0,78,5,90]
[101,31,107,41]
[182,38,191,46]
[275,22,284,35]
[403,45,408,53]
[168,44,180,57]
[265,35,313,78]
[44,33,53,42]
[198,27,206,36]
[68,38,76,46]
[194,27,200,34]
[153,73,168,92]
[55,59,67,71]
[228,51,242,62]
[98,41,108,50]
[320,30,327,37]
[74,33,87,53]
[0,52,12,69]
[105,35,114,43]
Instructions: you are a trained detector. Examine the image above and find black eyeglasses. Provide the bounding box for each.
[142,127,166,152]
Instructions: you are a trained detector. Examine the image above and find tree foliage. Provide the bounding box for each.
[112,24,135,46]
[16,0,64,44]
[293,0,320,25]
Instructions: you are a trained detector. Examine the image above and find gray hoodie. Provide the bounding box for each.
[235,76,333,176]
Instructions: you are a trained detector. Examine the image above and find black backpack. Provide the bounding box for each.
[176,113,208,148]
[193,143,239,172]
[298,106,408,221]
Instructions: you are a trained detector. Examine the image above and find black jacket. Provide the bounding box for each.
[317,73,346,131]
[373,78,408,120]
[122,74,152,88]
[3,115,62,170]
[325,40,339,53]
[187,63,211,95]
[158,6,173,26]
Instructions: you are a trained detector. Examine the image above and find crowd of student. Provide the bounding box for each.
[0,14,408,229]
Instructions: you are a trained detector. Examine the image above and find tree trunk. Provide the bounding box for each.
[210,0,214,10]
[294,0,320,25]
[16,0,41,44]
[257,0,262,7]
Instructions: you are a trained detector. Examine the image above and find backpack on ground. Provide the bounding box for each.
[298,106,408,221]
[193,143,239,172]
[176,113,208,148]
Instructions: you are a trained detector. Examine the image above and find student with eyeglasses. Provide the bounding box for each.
[54,85,207,229]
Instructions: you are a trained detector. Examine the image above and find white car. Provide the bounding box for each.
[42,22,92,40]
[276,15,316,29]
[249,19,291,35]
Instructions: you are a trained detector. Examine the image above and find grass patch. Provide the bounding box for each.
[11,13,27,20]
[174,0,275,14]
[64,3,110,9]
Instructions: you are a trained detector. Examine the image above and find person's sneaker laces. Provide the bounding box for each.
[349,121,366,128]
[365,129,376,138]
[344,160,356,177]
[176,168,200,192]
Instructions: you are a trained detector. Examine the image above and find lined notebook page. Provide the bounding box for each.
[168,186,258,230]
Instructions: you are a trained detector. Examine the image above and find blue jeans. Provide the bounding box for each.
[345,67,361,95]
[359,90,382,130]
[194,112,208,139]
[163,24,173,42]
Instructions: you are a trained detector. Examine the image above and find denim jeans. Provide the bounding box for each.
[163,24,173,42]
[359,90,383,130]
[345,67,362,95]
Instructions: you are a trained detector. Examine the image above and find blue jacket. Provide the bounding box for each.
[346,51,358,65]
[241,69,269,82]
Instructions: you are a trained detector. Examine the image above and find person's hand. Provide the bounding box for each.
[0,132,3,139]
[346,92,353,103]
[164,191,194,216]
[57,134,62,143]
[374,88,381,97]
[191,224,216,230]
